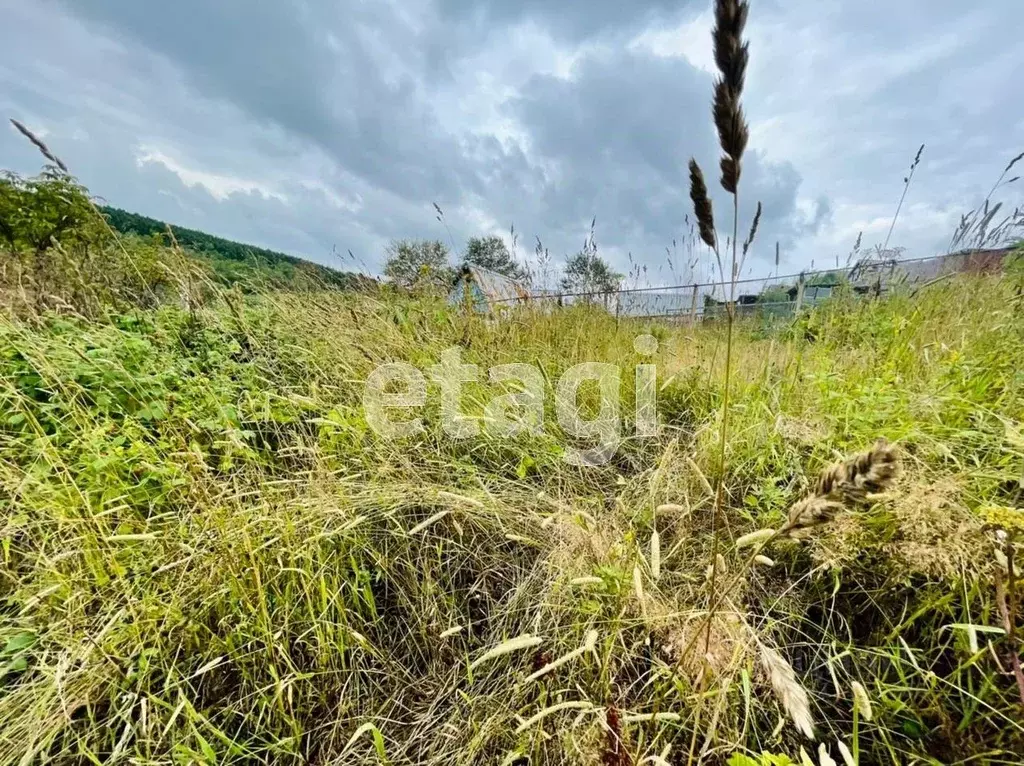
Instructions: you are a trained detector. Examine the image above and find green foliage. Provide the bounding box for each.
[0,267,1022,764]
[1006,243,1024,276]
[0,170,171,312]
[383,238,453,292]
[0,167,369,319]
[728,754,795,766]
[560,250,622,294]
[0,169,102,253]
[758,284,792,304]
[806,270,846,287]
[462,236,528,282]
[102,206,362,290]
[0,631,36,680]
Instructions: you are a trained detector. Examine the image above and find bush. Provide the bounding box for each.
[0,169,173,313]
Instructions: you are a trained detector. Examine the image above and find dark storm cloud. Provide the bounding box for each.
[4,0,1018,277]
[490,47,814,272]
[54,0,481,203]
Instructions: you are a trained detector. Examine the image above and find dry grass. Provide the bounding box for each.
[784,439,899,536]
[0,0,1022,762]
[0,272,1021,765]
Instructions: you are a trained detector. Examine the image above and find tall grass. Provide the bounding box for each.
[1,1,1023,762]
[0,269,1021,763]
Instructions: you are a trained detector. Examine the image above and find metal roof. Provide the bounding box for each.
[851,247,1014,286]
[448,265,530,312]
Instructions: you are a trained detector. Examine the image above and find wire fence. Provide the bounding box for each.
[487,248,1013,322]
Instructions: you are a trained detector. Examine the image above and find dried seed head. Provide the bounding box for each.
[743,201,763,256]
[836,741,856,766]
[736,528,775,549]
[760,645,815,739]
[851,680,873,721]
[818,744,838,766]
[786,496,845,534]
[713,0,750,93]
[720,156,740,194]
[784,440,899,535]
[650,530,661,580]
[656,503,685,514]
[688,159,717,249]
[710,0,751,193]
[713,81,749,192]
[1005,151,1024,173]
[10,118,69,173]
[815,439,899,503]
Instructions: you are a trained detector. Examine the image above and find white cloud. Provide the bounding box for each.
[299,180,362,213]
[629,8,713,74]
[735,0,1024,265]
[134,146,288,204]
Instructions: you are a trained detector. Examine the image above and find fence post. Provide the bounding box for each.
[689,284,699,325]
[795,272,805,313]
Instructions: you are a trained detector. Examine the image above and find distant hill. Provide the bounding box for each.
[102,206,366,290]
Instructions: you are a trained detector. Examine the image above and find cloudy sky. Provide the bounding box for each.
[1,0,1021,283]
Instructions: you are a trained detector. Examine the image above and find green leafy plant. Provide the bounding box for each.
[462,235,529,282]
[383,238,454,292]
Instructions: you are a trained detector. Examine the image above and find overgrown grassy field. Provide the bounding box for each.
[1,268,1023,764]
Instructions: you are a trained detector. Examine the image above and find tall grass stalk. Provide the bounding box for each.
[689,0,758,661]
[882,144,925,253]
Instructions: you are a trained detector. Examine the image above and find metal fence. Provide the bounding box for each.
[488,248,1013,322]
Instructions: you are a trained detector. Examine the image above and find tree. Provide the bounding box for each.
[0,168,170,309]
[462,236,528,282]
[383,239,453,291]
[560,251,623,295]
[0,169,102,255]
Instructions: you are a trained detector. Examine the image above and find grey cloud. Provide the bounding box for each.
[490,47,811,273]
[1,0,818,279]
[437,0,698,42]
[13,0,1015,283]
[0,2,440,271]
[744,0,1023,263]
[53,0,481,204]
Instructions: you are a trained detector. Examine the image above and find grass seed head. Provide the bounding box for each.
[836,740,856,766]
[711,0,751,192]
[851,680,873,721]
[10,118,70,173]
[650,529,661,580]
[760,645,815,740]
[689,159,718,249]
[818,744,838,766]
[815,438,899,502]
[785,439,899,535]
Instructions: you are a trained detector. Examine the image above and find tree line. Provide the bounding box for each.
[383,233,624,295]
[102,206,362,289]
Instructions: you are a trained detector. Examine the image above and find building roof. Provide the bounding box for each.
[850,247,1014,286]
[448,264,530,312]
